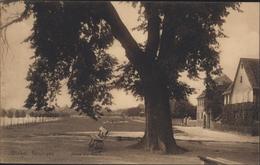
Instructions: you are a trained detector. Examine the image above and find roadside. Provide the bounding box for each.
[131,116,258,143]
[174,126,259,143]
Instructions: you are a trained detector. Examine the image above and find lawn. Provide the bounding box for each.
[0,115,258,164]
[0,115,202,164]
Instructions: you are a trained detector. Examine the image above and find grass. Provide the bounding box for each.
[0,115,258,164]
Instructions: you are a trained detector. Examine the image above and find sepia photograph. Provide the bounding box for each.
[0,1,259,164]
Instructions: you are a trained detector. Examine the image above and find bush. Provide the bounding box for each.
[222,102,257,126]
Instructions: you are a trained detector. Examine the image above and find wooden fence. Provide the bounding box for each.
[0,115,60,127]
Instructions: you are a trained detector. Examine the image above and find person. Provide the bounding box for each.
[183,116,187,126]
[187,116,192,126]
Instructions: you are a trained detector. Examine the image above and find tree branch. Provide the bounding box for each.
[0,3,31,30]
[144,3,160,60]
[0,15,22,30]
[101,2,145,71]
[157,11,176,63]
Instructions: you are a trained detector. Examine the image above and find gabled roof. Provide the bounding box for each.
[241,58,259,89]
[214,74,232,86]
[223,58,259,95]
[223,83,233,95]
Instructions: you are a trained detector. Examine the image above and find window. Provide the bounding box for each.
[240,76,242,83]
[241,63,244,69]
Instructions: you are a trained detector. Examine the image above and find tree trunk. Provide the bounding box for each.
[101,3,185,154]
[142,72,177,154]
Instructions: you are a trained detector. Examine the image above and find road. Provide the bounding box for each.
[173,126,259,164]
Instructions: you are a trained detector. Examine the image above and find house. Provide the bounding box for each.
[197,74,232,128]
[221,58,259,135]
[223,58,260,106]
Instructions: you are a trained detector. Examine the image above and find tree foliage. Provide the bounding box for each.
[0,1,241,153]
[22,2,117,119]
[0,1,240,121]
[205,77,232,119]
[170,99,196,119]
[114,2,241,100]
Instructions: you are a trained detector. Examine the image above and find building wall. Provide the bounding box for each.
[253,90,260,106]
[231,62,254,104]
[224,93,232,105]
[196,98,204,121]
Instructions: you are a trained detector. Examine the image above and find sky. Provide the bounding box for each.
[0,2,259,110]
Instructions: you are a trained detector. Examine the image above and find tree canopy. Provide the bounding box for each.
[0,1,241,152]
[22,2,118,119]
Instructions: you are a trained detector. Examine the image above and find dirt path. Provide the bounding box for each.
[174,126,259,143]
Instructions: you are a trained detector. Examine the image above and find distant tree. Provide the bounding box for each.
[0,1,240,153]
[170,99,196,119]
[6,110,13,118]
[205,77,232,119]
[123,106,143,116]
[14,110,21,118]
[0,109,7,117]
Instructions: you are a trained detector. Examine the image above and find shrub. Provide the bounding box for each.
[222,102,257,126]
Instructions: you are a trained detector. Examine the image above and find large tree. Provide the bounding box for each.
[0,1,240,153]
